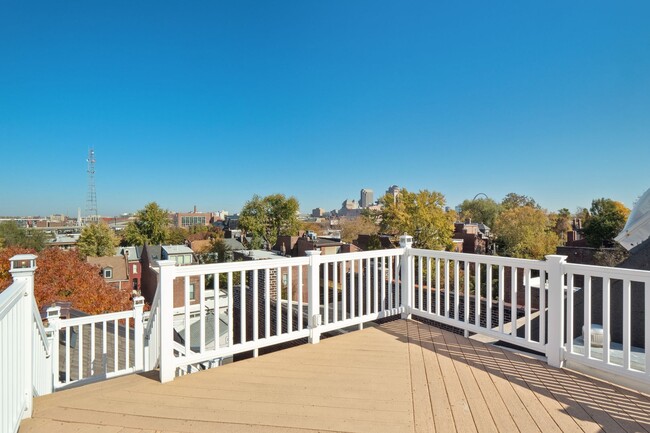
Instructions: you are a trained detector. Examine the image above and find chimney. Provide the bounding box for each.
[567,231,575,243]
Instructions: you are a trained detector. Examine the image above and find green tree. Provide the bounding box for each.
[239,194,300,249]
[123,202,171,246]
[493,206,559,259]
[458,197,501,228]
[197,238,231,264]
[550,208,573,243]
[501,193,539,210]
[379,189,454,250]
[582,198,630,247]
[167,227,188,245]
[77,223,118,258]
[0,221,47,251]
[339,215,379,243]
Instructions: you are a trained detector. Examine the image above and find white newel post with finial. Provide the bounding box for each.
[545,254,567,368]
[9,254,37,419]
[399,235,413,319]
[306,250,322,344]
[133,296,145,371]
[45,305,61,393]
[157,260,177,383]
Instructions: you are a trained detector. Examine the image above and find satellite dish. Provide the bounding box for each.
[615,188,650,251]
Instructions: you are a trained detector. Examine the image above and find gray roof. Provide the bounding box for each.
[144,245,163,262]
[222,238,246,251]
[115,246,141,260]
[162,245,194,255]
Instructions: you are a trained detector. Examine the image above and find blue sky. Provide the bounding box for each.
[1,1,649,217]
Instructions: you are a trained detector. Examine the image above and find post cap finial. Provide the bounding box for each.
[399,234,413,248]
[9,254,37,271]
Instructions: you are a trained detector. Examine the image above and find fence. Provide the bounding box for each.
[6,237,650,431]
[46,296,144,390]
[0,255,43,433]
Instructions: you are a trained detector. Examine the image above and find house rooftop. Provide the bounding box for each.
[86,255,127,281]
[238,249,285,260]
[115,246,141,260]
[162,245,194,255]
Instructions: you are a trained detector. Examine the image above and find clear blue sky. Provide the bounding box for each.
[1,1,649,217]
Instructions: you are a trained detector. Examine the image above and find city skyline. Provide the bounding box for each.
[2,2,649,216]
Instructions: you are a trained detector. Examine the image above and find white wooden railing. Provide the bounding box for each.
[0,255,42,433]
[32,297,52,397]
[6,236,650,432]
[561,262,650,385]
[405,248,551,354]
[316,249,404,334]
[143,278,162,371]
[46,296,144,390]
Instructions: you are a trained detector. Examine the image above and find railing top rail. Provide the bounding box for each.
[0,279,28,319]
[410,248,550,269]
[319,248,405,263]
[563,262,650,280]
[32,297,50,356]
[55,309,134,327]
[172,255,311,277]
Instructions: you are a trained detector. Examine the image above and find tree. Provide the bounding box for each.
[167,227,188,245]
[550,208,573,243]
[77,222,118,258]
[197,238,231,264]
[123,202,171,246]
[239,194,300,249]
[0,221,48,251]
[493,206,559,259]
[339,216,379,243]
[458,197,501,228]
[0,246,132,314]
[379,189,454,250]
[300,220,328,234]
[501,193,539,210]
[582,198,630,247]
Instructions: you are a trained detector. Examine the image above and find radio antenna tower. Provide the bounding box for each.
[86,148,98,223]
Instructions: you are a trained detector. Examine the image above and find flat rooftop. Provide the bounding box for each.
[22,319,650,433]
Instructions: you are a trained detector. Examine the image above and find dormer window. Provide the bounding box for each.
[103,267,113,279]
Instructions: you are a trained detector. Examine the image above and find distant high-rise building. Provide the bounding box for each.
[339,199,361,217]
[386,185,400,204]
[360,189,374,208]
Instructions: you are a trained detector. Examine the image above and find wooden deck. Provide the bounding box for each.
[21,319,650,433]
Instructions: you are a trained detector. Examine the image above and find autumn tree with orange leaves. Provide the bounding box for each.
[0,247,132,314]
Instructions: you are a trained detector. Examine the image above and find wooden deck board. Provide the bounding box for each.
[22,319,650,433]
[406,320,435,432]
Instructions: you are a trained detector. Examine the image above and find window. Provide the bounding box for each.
[189,283,196,301]
[132,278,138,290]
[132,264,137,274]
[103,267,113,279]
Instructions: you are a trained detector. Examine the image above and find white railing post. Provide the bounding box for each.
[306,250,322,344]
[545,255,567,368]
[157,260,177,383]
[45,306,61,394]
[133,296,145,371]
[399,235,413,319]
[9,254,37,419]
